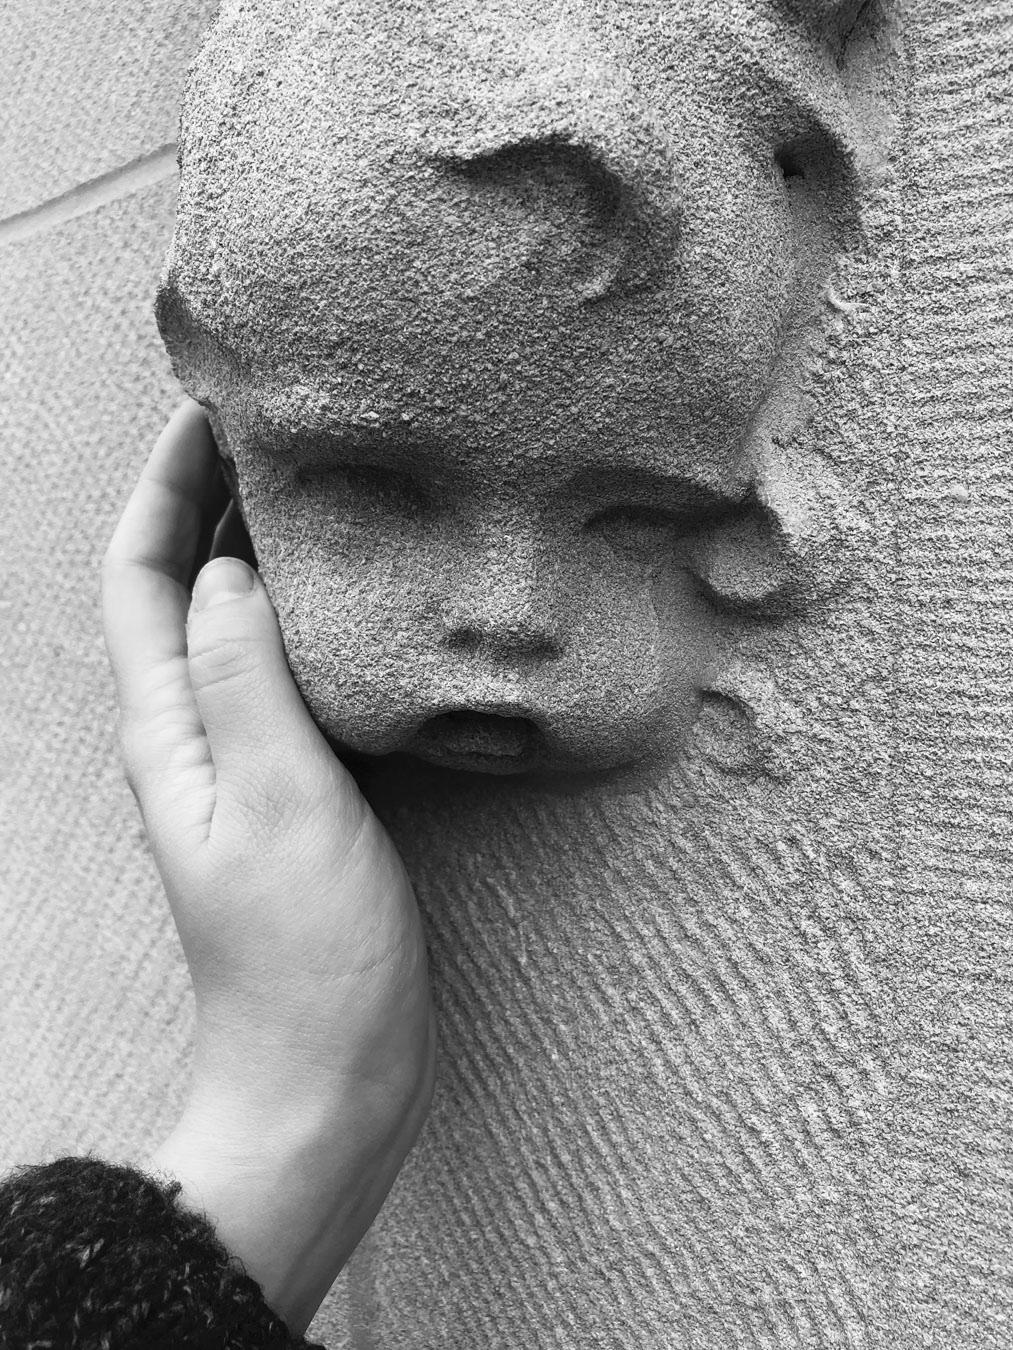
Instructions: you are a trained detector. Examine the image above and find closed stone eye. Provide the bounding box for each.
[586,495,754,573]
[299,462,431,516]
[588,504,682,531]
[587,495,743,536]
[585,505,689,568]
[342,465,429,511]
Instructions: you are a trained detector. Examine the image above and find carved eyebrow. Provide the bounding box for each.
[248,409,457,473]
[155,272,211,359]
[155,271,244,393]
[155,271,192,333]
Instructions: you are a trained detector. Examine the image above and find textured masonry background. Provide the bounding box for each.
[1,3,1012,1347]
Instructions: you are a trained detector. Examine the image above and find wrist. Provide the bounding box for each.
[145,1083,416,1336]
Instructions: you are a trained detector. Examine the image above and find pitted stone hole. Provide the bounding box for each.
[774,141,807,183]
[417,710,540,761]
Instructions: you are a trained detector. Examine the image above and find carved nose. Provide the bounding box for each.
[440,542,565,661]
[443,606,564,660]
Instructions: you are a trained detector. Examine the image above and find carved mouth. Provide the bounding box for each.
[409,710,540,773]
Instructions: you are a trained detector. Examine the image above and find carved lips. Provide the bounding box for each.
[409,710,540,773]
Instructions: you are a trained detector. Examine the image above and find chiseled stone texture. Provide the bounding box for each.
[0,3,1011,1349]
[888,2,1013,1340]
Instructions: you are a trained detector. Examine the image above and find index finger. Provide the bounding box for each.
[102,399,221,721]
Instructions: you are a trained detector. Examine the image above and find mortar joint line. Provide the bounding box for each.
[0,143,179,247]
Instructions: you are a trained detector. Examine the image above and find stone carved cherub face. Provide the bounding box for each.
[160,0,867,778]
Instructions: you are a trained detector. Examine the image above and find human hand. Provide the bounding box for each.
[102,400,435,1331]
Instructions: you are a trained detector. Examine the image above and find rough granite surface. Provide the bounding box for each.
[1,2,1012,1348]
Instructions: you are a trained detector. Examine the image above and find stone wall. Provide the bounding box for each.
[2,3,1011,1347]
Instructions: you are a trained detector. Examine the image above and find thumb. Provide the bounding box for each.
[186,558,343,820]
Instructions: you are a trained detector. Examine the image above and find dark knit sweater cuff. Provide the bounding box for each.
[0,1154,326,1349]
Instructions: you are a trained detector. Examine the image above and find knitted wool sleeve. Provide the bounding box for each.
[0,1155,328,1349]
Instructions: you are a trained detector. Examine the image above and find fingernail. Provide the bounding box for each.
[193,558,256,610]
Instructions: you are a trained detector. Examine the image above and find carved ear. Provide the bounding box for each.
[426,131,677,305]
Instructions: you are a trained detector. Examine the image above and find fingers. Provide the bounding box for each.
[105,399,220,588]
[105,400,353,852]
[186,559,354,835]
[103,400,221,821]
[103,400,220,703]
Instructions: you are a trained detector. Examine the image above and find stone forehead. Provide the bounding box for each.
[161,0,855,476]
[179,0,848,199]
[170,0,851,321]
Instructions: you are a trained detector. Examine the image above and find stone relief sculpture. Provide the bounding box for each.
[157,0,885,786]
[148,2,903,1341]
